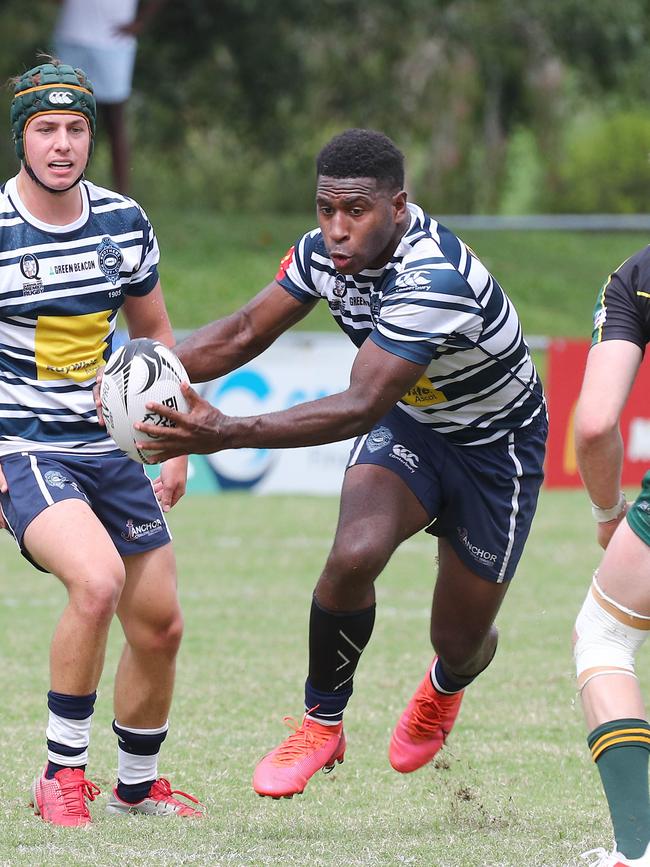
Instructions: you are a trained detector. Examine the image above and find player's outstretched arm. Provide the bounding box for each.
[173,281,317,383]
[135,339,428,461]
[575,339,642,548]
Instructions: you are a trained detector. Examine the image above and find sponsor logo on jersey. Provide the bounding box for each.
[333,274,347,297]
[35,309,110,382]
[275,245,295,282]
[48,90,74,105]
[394,269,433,290]
[366,425,393,453]
[97,236,123,285]
[46,357,100,377]
[457,527,497,566]
[50,259,96,276]
[121,517,164,542]
[402,375,447,407]
[594,306,607,329]
[390,444,419,472]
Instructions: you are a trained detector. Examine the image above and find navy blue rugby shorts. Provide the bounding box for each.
[0,451,172,572]
[346,406,547,583]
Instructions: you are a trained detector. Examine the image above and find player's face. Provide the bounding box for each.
[23,113,91,190]
[316,176,408,274]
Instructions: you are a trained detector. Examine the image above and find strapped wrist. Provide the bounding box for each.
[591,491,626,522]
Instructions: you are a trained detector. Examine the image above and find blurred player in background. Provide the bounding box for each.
[574,253,650,867]
[138,128,548,800]
[0,59,202,825]
[52,0,167,193]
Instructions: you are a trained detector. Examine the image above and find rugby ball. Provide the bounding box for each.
[100,338,189,463]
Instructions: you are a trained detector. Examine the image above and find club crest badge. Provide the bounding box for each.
[333,274,347,298]
[97,236,123,285]
[366,425,393,453]
[43,470,83,495]
[370,291,381,322]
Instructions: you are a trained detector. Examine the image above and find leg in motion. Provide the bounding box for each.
[253,463,430,798]
[576,522,650,866]
[106,544,203,818]
[390,539,508,773]
[390,415,545,773]
[24,499,124,825]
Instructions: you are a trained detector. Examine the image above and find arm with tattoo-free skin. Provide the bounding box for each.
[574,339,642,548]
[136,337,428,462]
[174,282,317,383]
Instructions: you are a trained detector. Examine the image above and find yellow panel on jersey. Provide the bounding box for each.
[35,310,111,382]
[402,374,447,407]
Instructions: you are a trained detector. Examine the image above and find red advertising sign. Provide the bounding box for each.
[545,339,650,487]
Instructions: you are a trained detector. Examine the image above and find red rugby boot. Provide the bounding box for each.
[31,767,100,826]
[389,661,464,773]
[106,777,204,817]
[253,715,346,798]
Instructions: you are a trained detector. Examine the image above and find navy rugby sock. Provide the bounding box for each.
[305,596,376,723]
[45,690,96,778]
[113,720,168,803]
[431,639,499,694]
[431,659,476,694]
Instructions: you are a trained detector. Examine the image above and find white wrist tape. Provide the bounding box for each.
[591,490,626,522]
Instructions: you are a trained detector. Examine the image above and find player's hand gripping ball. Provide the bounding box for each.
[100,338,188,463]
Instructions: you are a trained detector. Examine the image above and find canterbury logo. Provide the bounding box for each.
[48,91,74,105]
[392,444,419,469]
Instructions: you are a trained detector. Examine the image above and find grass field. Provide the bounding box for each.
[0,487,639,867]
[147,208,650,339]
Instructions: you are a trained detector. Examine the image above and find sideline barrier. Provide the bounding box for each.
[545,339,650,487]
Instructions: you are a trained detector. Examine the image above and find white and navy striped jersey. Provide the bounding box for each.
[277,203,545,446]
[0,176,159,458]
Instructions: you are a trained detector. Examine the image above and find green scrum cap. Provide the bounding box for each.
[11,62,96,162]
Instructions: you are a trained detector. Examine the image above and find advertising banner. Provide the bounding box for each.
[185,332,358,495]
[545,339,650,488]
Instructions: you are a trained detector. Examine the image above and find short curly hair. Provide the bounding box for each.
[316,129,404,191]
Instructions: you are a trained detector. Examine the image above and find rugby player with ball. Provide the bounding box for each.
[138,129,548,801]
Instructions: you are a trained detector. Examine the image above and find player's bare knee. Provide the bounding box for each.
[71,570,125,626]
[574,577,650,689]
[129,609,184,658]
[325,536,389,586]
[158,610,184,656]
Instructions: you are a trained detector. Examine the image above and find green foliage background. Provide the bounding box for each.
[3,0,650,214]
